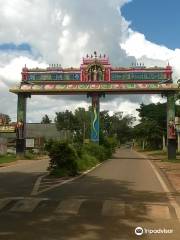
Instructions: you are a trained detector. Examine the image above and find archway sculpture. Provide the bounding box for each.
[9,52,179,160]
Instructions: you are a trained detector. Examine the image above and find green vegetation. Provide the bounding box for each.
[44,106,134,177]
[46,141,78,176]
[145,150,167,156]
[24,151,38,160]
[54,108,134,144]
[0,113,11,124]
[133,103,180,151]
[0,154,16,164]
[41,114,52,124]
[142,149,180,163]
[45,137,117,177]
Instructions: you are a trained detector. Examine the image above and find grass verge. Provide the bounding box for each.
[0,154,17,164]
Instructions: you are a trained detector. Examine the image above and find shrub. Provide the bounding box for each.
[47,141,78,176]
[100,136,118,158]
[72,142,83,158]
[77,153,98,172]
[82,143,106,162]
[44,138,54,152]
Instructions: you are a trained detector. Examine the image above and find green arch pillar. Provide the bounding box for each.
[167,93,176,160]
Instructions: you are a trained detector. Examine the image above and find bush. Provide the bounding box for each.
[72,142,83,158]
[45,138,117,177]
[47,141,78,176]
[100,136,118,158]
[44,138,54,152]
[77,153,98,172]
[82,143,106,162]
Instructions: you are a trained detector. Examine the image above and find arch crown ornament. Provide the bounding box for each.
[87,63,104,81]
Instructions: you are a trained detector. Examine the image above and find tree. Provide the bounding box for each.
[110,113,135,144]
[0,113,11,124]
[100,111,135,144]
[74,108,91,142]
[55,110,77,131]
[54,108,135,144]
[137,103,167,132]
[100,110,112,135]
[133,102,179,150]
[133,120,162,150]
[41,114,52,124]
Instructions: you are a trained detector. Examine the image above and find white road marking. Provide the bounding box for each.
[136,151,180,221]
[0,197,25,211]
[55,199,85,215]
[0,199,12,210]
[31,174,48,196]
[9,198,47,212]
[31,163,103,196]
[102,200,125,216]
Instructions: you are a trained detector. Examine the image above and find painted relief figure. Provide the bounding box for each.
[88,64,104,81]
[168,120,176,139]
[16,120,24,139]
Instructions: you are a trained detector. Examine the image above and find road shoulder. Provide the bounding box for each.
[135,149,180,207]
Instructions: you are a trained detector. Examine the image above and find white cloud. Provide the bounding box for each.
[62,14,71,27]
[0,0,179,123]
[27,95,90,123]
[150,95,166,104]
[0,0,133,65]
[0,0,135,122]
[120,30,180,81]
[0,56,47,86]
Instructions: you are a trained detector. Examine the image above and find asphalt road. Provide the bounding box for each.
[0,148,179,240]
[0,159,48,198]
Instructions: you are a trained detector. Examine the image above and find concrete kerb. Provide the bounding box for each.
[30,161,107,196]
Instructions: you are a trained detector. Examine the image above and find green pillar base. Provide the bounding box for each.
[90,93,100,143]
[16,139,25,158]
[168,139,176,160]
[167,93,176,160]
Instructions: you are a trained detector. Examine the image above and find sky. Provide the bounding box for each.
[121,0,180,49]
[0,0,180,123]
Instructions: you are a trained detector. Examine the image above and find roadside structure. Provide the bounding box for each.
[10,52,179,159]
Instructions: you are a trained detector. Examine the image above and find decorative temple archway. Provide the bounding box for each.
[10,52,179,160]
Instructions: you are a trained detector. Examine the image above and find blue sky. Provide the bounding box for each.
[0,0,180,122]
[122,0,180,49]
[0,43,32,53]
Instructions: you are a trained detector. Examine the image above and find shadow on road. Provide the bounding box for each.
[0,172,44,198]
[0,170,179,239]
[24,174,178,240]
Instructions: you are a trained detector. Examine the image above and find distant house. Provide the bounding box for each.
[0,123,72,148]
[26,123,69,140]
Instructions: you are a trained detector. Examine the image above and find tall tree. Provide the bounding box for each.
[0,113,11,124]
[54,108,135,144]
[55,110,76,131]
[100,111,135,144]
[41,114,52,124]
[137,103,167,132]
[133,102,180,150]
[74,107,91,141]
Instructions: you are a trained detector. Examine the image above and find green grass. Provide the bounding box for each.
[0,152,42,163]
[24,152,37,160]
[161,157,180,163]
[0,154,17,164]
[141,150,180,163]
[146,150,167,156]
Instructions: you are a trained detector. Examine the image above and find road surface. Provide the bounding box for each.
[0,148,179,240]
